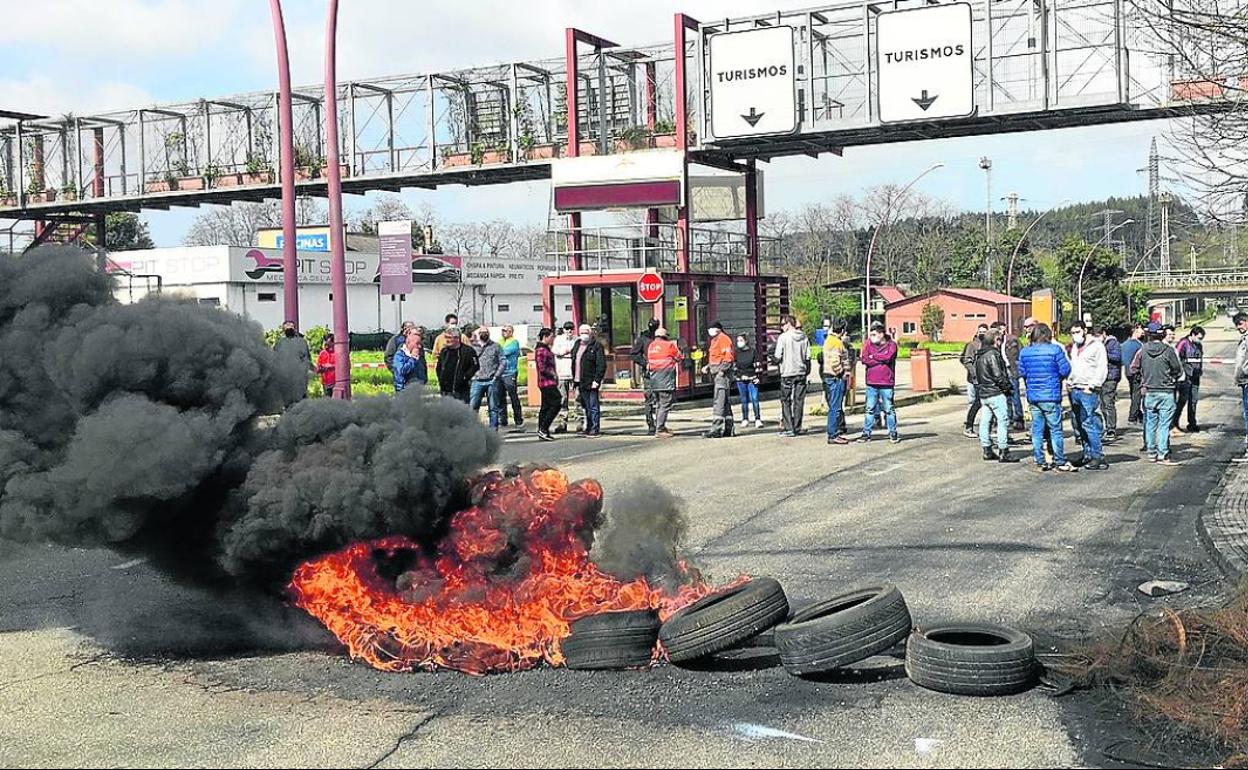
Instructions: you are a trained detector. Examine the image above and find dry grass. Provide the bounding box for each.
[1062,586,1248,766]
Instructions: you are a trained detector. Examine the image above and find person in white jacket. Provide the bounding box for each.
[1066,320,1109,469]
[551,321,580,433]
[772,314,811,436]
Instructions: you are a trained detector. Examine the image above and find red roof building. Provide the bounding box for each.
[884,288,1031,343]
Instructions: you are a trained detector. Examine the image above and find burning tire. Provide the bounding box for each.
[560,610,660,670]
[659,578,789,663]
[904,622,1036,696]
[773,585,912,675]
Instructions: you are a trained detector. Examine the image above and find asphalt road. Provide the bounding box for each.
[1,328,1240,768]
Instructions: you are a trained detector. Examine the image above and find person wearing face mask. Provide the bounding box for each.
[647,326,682,437]
[571,324,607,437]
[1174,325,1205,432]
[772,314,811,437]
[819,320,850,445]
[855,322,900,444]
[960,323,990,439]
[632,317,661,435]
[702,320,736,439]
[469,327,503,430]
[1130,321,1182,465]
[552,321,580,433]
[1121,323,1146,425]
[435,326,477,402]
[734,332,763,428]
[1066,320,1109,469]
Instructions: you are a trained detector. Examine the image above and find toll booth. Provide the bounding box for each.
[541,268,789,401]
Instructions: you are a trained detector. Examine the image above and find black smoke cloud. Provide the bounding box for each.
[593,480,690,589]
[0,246,500,592]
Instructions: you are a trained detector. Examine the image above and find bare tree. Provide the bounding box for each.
[184,199,325,246]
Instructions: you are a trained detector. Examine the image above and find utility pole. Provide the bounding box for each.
[1159,191,1173,273]
[1004,192,1020,230]
[1091,207,1125,268]
[980,156,993,287]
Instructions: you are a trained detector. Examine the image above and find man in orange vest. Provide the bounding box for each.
[703,319,737,439]
[647,327,682,437]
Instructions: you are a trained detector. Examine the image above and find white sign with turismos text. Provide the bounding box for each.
[877,3,974,124]
[708,26,798,140]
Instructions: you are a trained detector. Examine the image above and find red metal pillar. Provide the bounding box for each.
[92,128,105,198]
[324,0,350,399]
[565,29,584,272]
[645,62,658,131]
[269,0,300,330]
[745,159,759,277]
[674,14,699,274]
[32,135,45,191]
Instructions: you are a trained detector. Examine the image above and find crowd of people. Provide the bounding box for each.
[275,307,1227,465]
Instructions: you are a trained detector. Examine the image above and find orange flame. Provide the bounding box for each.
[288,467,724,675]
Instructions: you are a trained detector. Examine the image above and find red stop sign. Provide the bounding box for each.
[637,272,665,303]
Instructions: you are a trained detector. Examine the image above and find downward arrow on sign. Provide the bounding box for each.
[912,90,939,111]
[741,107,765,127]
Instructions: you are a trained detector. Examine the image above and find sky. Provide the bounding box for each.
[0,0,1177,247]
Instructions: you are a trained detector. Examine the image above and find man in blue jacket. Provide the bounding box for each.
[1120,324,1145,425]
[1018,322,1078,472]
[1094,324,1123,441]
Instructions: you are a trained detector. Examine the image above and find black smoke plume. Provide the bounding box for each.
[0,246,500,593]
[593,480,691,589]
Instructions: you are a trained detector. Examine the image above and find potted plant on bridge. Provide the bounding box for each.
[479,142,511,165]
[652,119,677,148]
[26,179,55,203]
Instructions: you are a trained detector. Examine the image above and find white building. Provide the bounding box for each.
[107,245,571,333]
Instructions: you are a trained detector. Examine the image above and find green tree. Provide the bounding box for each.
[1054,237,1130,325]
[791,287,861,335]
[83,212,155,251]
[920,302,945,341]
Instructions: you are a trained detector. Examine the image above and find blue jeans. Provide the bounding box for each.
[1242,385,1248,449]
[578,386,601,433]
[1008,378,1024,424]
[1144,391,1177,458]
[736,380,761,421]
[1071,389,1104,460]
[1030,401,1067,466]
[862,385,897,438]
[978,394,1010,450]
[469,378,501,429]
[823,377,846,438]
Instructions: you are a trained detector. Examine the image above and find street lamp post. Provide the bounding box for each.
[862,162,945,334]
[1077,219,1135,322]
[1006,199,1070,335]
[324,0,350,398]
[268,0,299,330]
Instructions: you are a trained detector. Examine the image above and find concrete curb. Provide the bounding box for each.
[1198,462,1248,582]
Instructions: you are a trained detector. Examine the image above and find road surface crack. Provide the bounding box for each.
[362,711,440,769]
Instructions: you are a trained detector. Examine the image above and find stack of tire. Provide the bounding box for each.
[561,578,1037,696]
[654,578,1037,697]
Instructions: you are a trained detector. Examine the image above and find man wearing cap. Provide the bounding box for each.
[647,327,682,437]
[1093,323,1123,441]
[855,322,900,444]
[570,323,607,437]
[632,317,661,435]
[702,319,736,439]
[552,321,580,433]
[1130,321,1182,465]
[1121,323,1146,425]
[384,320,416,372]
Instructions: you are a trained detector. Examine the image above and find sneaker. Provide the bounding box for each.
[827,435,849,445]
[585,431,601,439]
[853,435,871,444]
[1087,459,1109,470]
[1148,455,1158,462]
[889,434,901,444]
[655,429,674,438]
[1234,453,1248,464]
[1158,455,1180,466]
[1034,463,1051,472]
[998,448,1021,464]
[754,419,763,429]
[963,427,976,439]
[1055,462,1079,472]
[537,431,555,442]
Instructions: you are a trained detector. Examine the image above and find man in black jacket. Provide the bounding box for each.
[974,328,1019,463]
[632,317,660,435]
[961,323,989,438]
[435,328,477,402]
[571,323,607,437]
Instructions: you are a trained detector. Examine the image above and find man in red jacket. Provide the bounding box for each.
[315,334,336,397]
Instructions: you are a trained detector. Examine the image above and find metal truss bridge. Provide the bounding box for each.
[0,0,1236,238]
[1130,269,1248,298]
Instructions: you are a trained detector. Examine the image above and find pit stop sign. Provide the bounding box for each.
[637,272,664,303]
